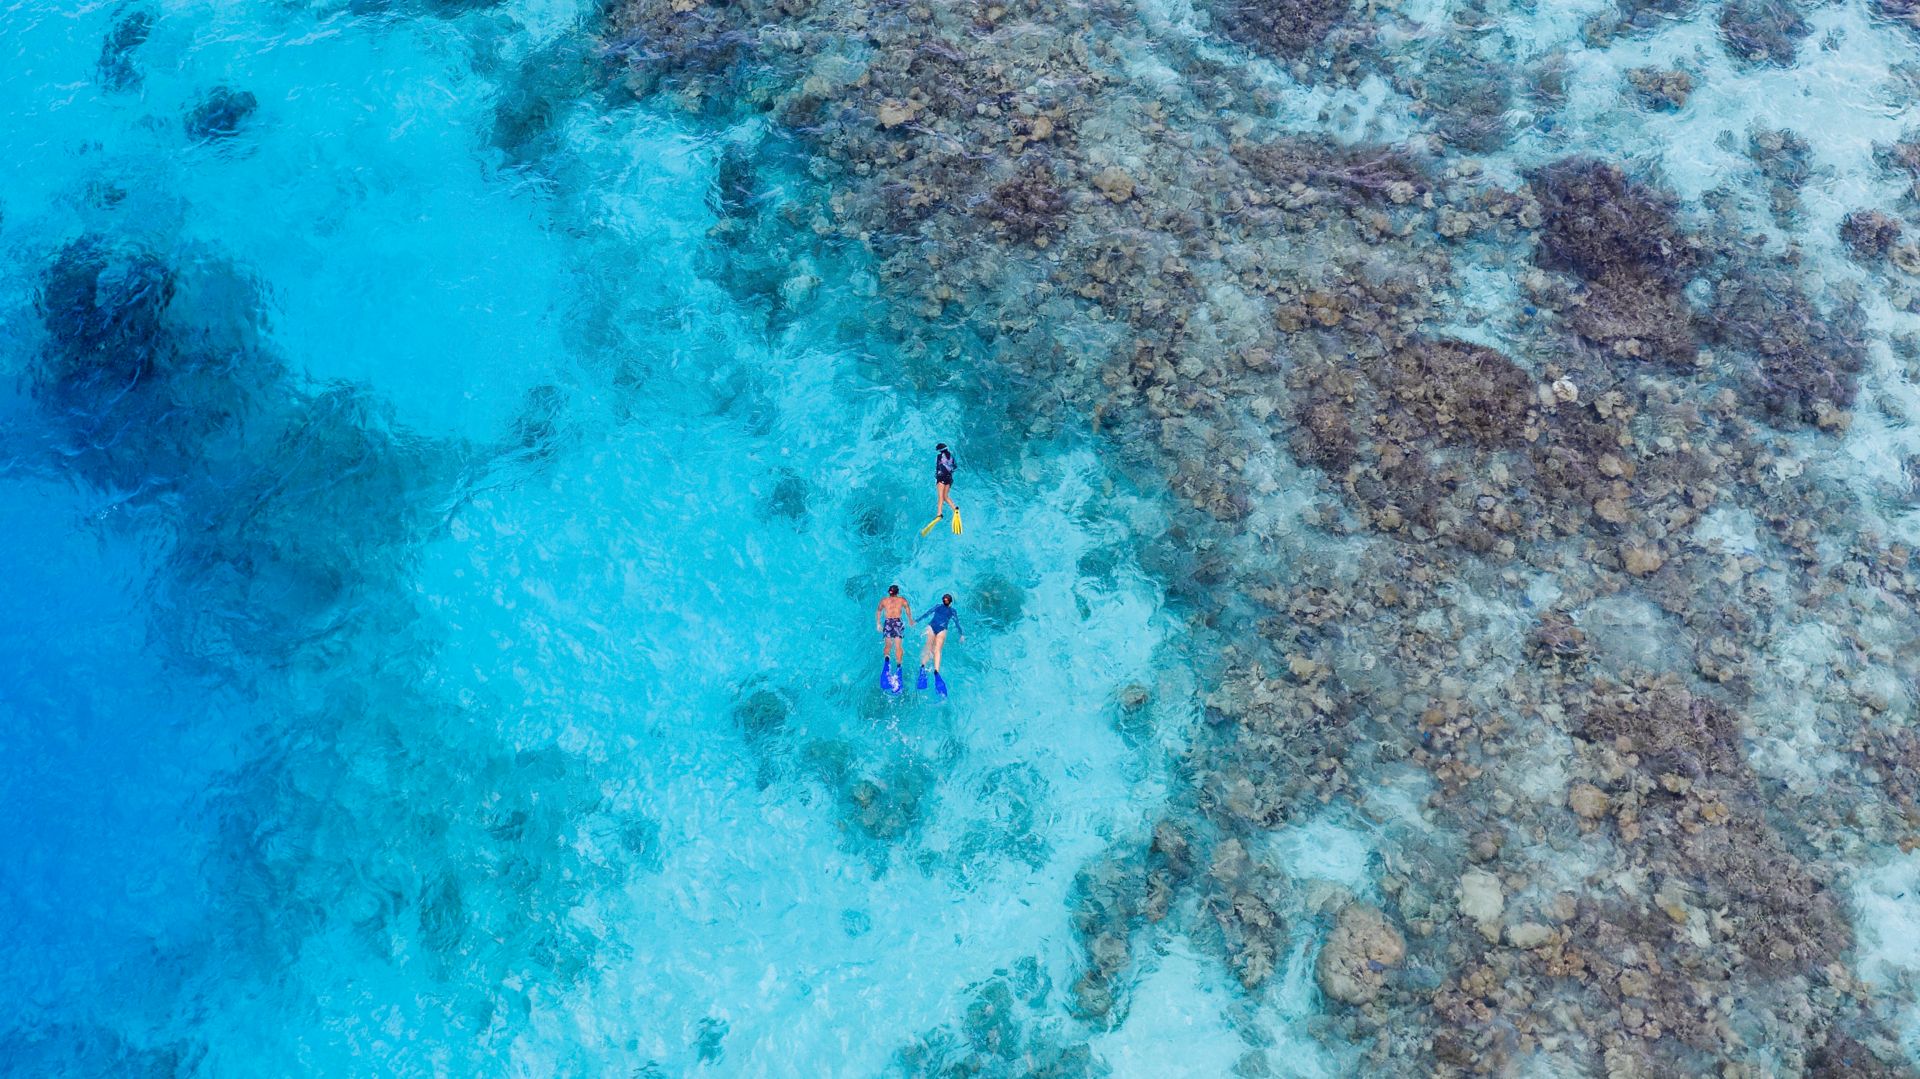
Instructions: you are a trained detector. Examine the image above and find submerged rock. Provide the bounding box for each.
[97,4,155,91]
[1315,901,1405,1004]
[1504,921,1552,949]
[186,86,260,141]
[1626,66,1693,111]
[732,688,789,740]
[1705,260,1866,425]
[982,163,1069,241]
[35,236,177,402]
[1457,869,1504,933]
[1206,0,1350,60]
[1567,268,1697,363]
[766,472,809,520]
[1567,781,1610,820]
[1386,337,1535,446]
[1841,210,1903,260]
[1091,166,1135,204]
[1529,157,1697,286]
[1414,48,1517,153]
[1753,126,1816,223]
[1718,0,1810,66]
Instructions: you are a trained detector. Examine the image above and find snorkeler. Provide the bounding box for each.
[876,584,913,670]
[934,443,957,518]
[920,594,962,674]
[915,594,962,698]
[919,443,963,536]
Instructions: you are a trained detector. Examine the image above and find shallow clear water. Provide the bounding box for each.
[0,1,1236,1074]
[10,0,1920,1073]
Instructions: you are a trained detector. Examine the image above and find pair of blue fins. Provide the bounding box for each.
[881,658,945,699]
[889,504,960,697]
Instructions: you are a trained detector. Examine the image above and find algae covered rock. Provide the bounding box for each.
[1316,902,1405,1004]
[1529,157,1696,286]
[1626,66,1693,111]
[1719,0,1810,66]
[1842,210,1903,260]
[1207,0,1350,60]
[35,235,177,400]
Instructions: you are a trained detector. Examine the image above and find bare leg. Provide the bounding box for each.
[931,630,946,672]
[936,481,952,516]
[920,630,934,667]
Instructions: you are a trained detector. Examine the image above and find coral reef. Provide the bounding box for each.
[1316,902,1405,1004]
[1529,158,1697,287]
[1406,49,1516,153]
[96,4,154,91]
[1206,0,1351,61]
[35,235,177,402]
[1718,0,1811,66]
[19,199,649,1075]
[1752,127,1815,224]
[595,0,1920,1070]
[981,162,1070,244]
[1704,258,1867,425]
[1843,209,1904,260]
[1069,820,1194,1017]
[185,86,260,141]
[1625,65,1693,111]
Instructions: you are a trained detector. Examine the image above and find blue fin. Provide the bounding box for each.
[933,671,948,700]
[916,666,929,691]
[879,658,892,690]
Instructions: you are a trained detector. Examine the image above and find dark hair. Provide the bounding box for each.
[942,593,954,604]
[936,443,946,450]
[888,584,900,596]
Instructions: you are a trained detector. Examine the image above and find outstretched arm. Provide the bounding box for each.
[904,602,914,626]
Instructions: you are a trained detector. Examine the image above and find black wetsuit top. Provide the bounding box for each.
[935,447,955,484]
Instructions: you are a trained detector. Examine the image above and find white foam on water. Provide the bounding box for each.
[1856,852,1920,1058]
[1745,621,1850,788]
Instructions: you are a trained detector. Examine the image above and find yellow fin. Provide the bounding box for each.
[919,515,943,537]
[951,508,963,535]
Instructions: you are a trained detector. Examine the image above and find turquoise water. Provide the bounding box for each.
[13,0,1920,1074]
[0,1,1231,1074]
